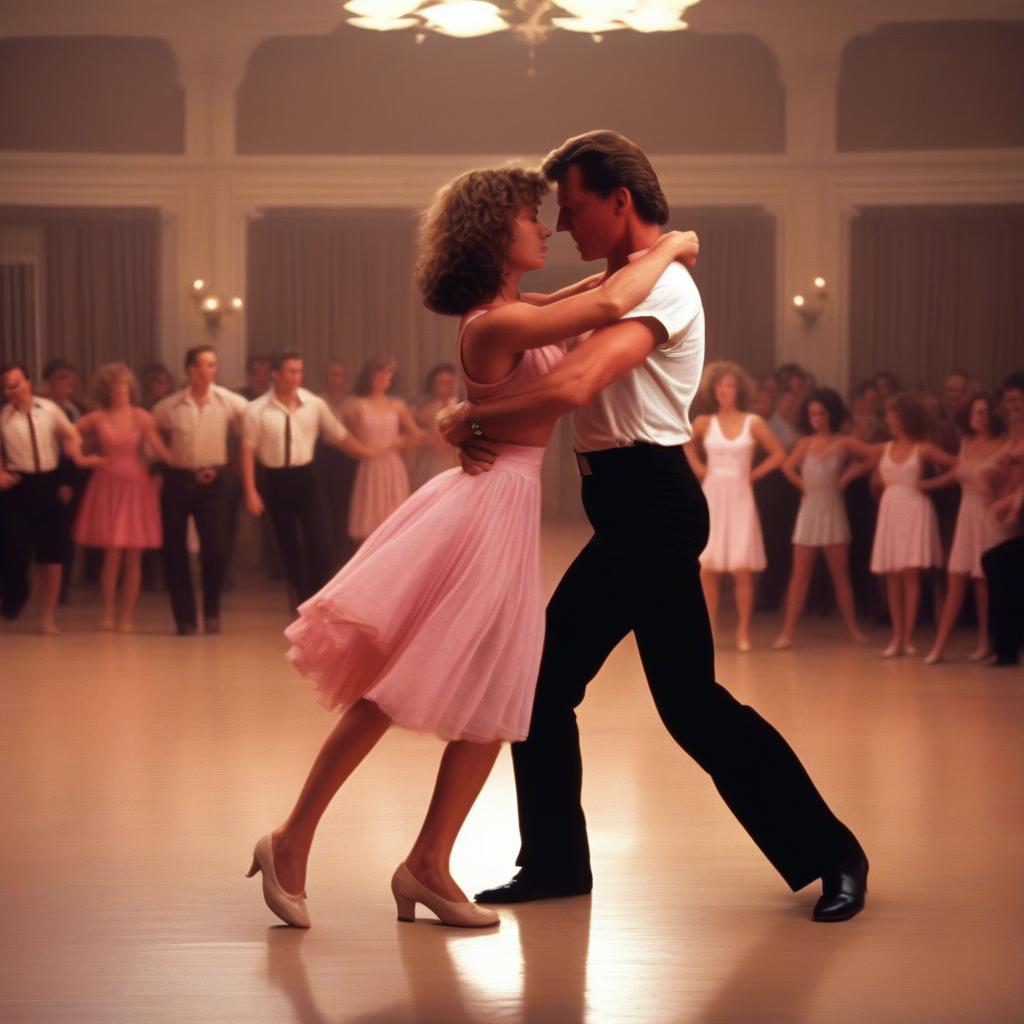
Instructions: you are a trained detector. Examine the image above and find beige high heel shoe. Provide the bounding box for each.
[390,864,498,928]
[246,833,311,929]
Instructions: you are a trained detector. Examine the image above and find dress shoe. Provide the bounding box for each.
[813,849,868,922]
[474,870,591,904]
[246,833,310,928]
[391,863,498,928]
[204,617,221,635]
[176,622,197,636]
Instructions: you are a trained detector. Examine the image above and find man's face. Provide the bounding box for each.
[2,368,31,405]
[944,373,969,415]
[555,164,624,262]
[249,359,271,392]
[1001,387,1024,419]
[188,351,219,387]
[48,369,77,403]
[326,363,347,392]
[273,359,303,394]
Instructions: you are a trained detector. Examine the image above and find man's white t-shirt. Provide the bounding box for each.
[570,262,705,453]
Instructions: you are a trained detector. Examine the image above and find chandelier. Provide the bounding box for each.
[342,0,701,44]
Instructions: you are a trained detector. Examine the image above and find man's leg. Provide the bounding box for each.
[192,475,229,626]
[505,534,633,889]
[983,536,1024,664]
[161,474,197,630]
[262,469,305,603]
[294,469,333,601]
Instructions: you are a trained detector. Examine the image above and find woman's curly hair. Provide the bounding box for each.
[415,166,549,316]
[697,361,756,413]
[90,362,139,409]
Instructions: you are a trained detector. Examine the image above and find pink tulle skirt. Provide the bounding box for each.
[286,443,546,743]
[347,452,410,541]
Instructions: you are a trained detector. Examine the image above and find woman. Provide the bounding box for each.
[685,362,785,651]
[869,393,956,657]
[72,363,173,630]
[345,355,425,542]
[924,395,1012,664]
[246,166,698,930]
[408,363,461,491]
[773,388,876,649]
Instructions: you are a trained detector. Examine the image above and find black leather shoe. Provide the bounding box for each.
[475,871,591,904]
[813,849,869,922]
[176,622,197,636]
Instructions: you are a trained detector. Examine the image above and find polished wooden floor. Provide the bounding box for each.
[2,522,1022,1023]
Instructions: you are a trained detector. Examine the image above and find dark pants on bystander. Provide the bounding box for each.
[512,443,860,893]
[982,533,1024,665]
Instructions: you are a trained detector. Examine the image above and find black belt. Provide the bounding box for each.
[166,465,228,482]
[575,443,680,477]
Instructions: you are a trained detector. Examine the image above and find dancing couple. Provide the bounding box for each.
[247,131,868,931]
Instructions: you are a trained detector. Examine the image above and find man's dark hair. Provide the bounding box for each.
[271,350,302,372]
[42,358,76,380]
[184,345,216,370]
[1000,371,1024,396]
[247,353,271,372]
[541,130,669,225]
[1,360,29,382]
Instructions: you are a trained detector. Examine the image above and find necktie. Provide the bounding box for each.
[27,409,41,473]
[284,413,292,468]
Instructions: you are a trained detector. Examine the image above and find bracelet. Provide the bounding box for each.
[469,421,484,439]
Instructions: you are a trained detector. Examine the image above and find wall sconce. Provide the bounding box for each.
[792,276,828,328]
[190,278,243,337]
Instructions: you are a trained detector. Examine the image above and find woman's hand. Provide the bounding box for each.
[245,489,264,517]
[0,469,21,491]
[660,229,699,268]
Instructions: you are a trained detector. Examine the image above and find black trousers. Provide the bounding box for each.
[161,468,230,628]
[982,534,1024,665]
[262,464,332,604]
[512,444,860,893]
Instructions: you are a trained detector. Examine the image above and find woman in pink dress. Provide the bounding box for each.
[345,355,425,541]
[869,393,957,658]
[245,166,699,931]
[685,362,785,651]
[924,395,1013,664]
[409,363,462,491]
[73,363,173,631]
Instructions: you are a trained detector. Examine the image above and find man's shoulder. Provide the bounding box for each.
[34,396,61,414]
[153,389,184,415]
[214,384,249,410]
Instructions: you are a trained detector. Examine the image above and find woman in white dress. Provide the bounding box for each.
[773,388,878,649]
[923,395,1013,664]
[686,362,785,651]
[870,393,957,658]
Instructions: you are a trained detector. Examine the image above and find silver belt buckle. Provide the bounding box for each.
[575,453,592,477]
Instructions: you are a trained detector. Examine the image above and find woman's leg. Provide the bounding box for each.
[37,563,63,635]
[405,739,503,902]
[99,547,123,628]
[776,545,816,644]
[926,572,968,662]
[971,578,990,659]
[902,568,921,653]
[700,569,720,637]
[823,544,865,643]
[272,698,392,895]
[883,572,903,656]
[734,569,755,648]
[119,548,142,630]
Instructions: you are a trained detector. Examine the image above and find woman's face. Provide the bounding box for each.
[714,374,738,410]
[884,404,904,437]
[432,370,457,402]
[969,398,990,436]
[808,400,830,434]
[505,203,551,275]
[372,365,395,394]
[149,372,172,399]
[112,374,132,405]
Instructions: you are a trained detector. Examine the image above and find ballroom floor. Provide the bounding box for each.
[2,522,1022,1024]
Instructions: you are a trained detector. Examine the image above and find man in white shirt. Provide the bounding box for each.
[241,351,378,608]
[444,131,868,923]
[0,361,99,633]
[152,345,248,635]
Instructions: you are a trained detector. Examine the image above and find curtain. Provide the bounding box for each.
[674,206,777,380]
[849,205,1024,392]
[0,264,38,374]
[0,207,160,381]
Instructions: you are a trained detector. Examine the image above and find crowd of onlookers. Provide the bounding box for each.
[1,350,1022,665]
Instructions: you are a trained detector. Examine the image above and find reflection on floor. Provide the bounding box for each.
[2,522,1021,1023]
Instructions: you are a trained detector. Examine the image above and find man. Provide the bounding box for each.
[41,358,90,602]
[317,359,360,570]
[241,351,378,608]
[0,361,99,633]
[238,354,272,402]
[152,345,248,635]
[442,131,868,922]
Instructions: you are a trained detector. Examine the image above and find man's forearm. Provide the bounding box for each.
[468,364,587,434]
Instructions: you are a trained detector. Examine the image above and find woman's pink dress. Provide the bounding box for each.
[72,411,161,548]
[347,403,411,541]
[286,320,565,743]
[870,443,942,573]
[947,443,1013,578]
